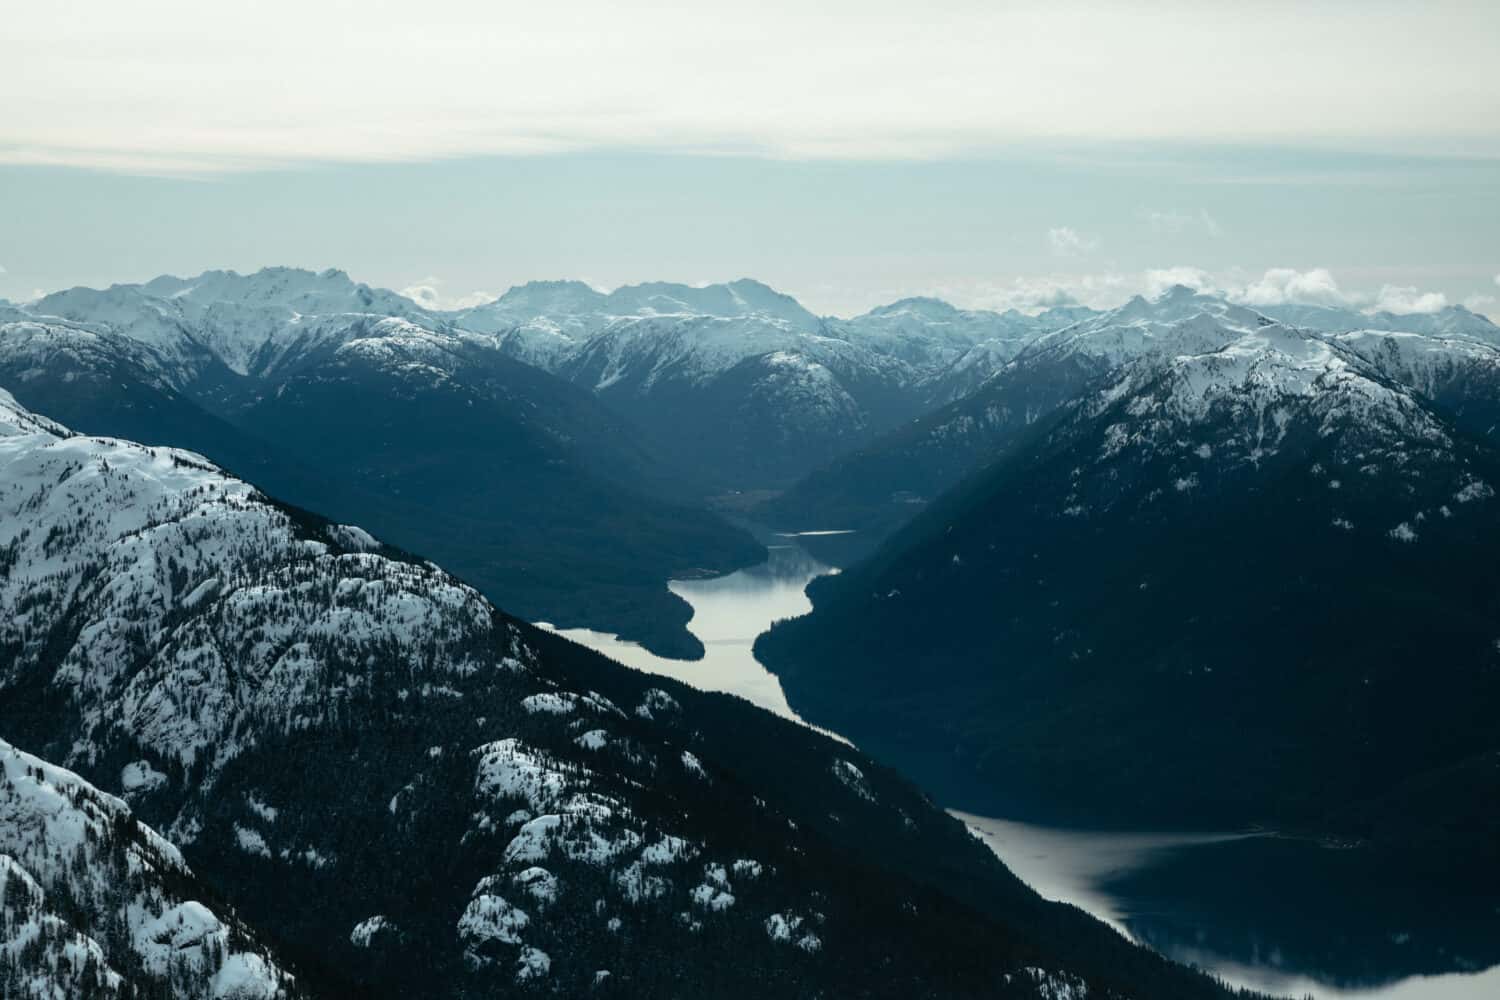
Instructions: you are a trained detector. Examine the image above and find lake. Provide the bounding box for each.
[542,538,1500,1000]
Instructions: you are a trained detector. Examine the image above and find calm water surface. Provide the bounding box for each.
[542,541,835,724]
[543,538,1500,1000]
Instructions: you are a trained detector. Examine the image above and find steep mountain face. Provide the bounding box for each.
[0,737,299,1000]
[557,313,919,489]
[1329,328,1500,442]
[757,324,1500,854]
[0,391,1241,1000]
[763,287,1266,554]
[5,274,765,657]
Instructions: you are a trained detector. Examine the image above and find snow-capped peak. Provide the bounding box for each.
[29,267,434,378]
[1082,322,1453,469]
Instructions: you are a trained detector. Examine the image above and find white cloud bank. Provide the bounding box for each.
[947,266,1473,318]
[1239,267,1347,307]
[1371,285,1448,315]
[399,279,495,312]
[4,1,1499,173]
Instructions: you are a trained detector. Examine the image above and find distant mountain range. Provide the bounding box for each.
[757,289,1500,880]
[454,278,1086,489]
[0,388,1240,1000]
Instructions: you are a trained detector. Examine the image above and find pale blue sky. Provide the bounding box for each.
[3,1,1497,316]
[4,145,1495,317]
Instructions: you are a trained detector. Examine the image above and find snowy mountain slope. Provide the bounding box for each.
[0,737,299,1000]
[33,268,434,380]
[758,320,1500,838]
[0,391,1237,1000]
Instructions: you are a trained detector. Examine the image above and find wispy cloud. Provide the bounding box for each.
[1372,284,1448,315]
[399,278,495,312]
[1144,209,1221,237]
[1464,293,1496,317]
[927,266,1461,319]
[1238,267,1347,307]
[1142,266,1215,296]
[1047,227,1100,257]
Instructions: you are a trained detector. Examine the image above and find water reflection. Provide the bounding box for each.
[542,543,835,725]
[952,813,1253,937]
[959,813,1500,999]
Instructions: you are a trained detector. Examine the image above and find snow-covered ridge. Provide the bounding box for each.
[30,267,435,378]
[0,737,296,999]
[1030,321,1500,537]
[0,316,192,391]
[1018,285,1270,371]
[1089,324,1450,445]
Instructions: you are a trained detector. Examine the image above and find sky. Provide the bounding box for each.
[2,0,1497,317]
